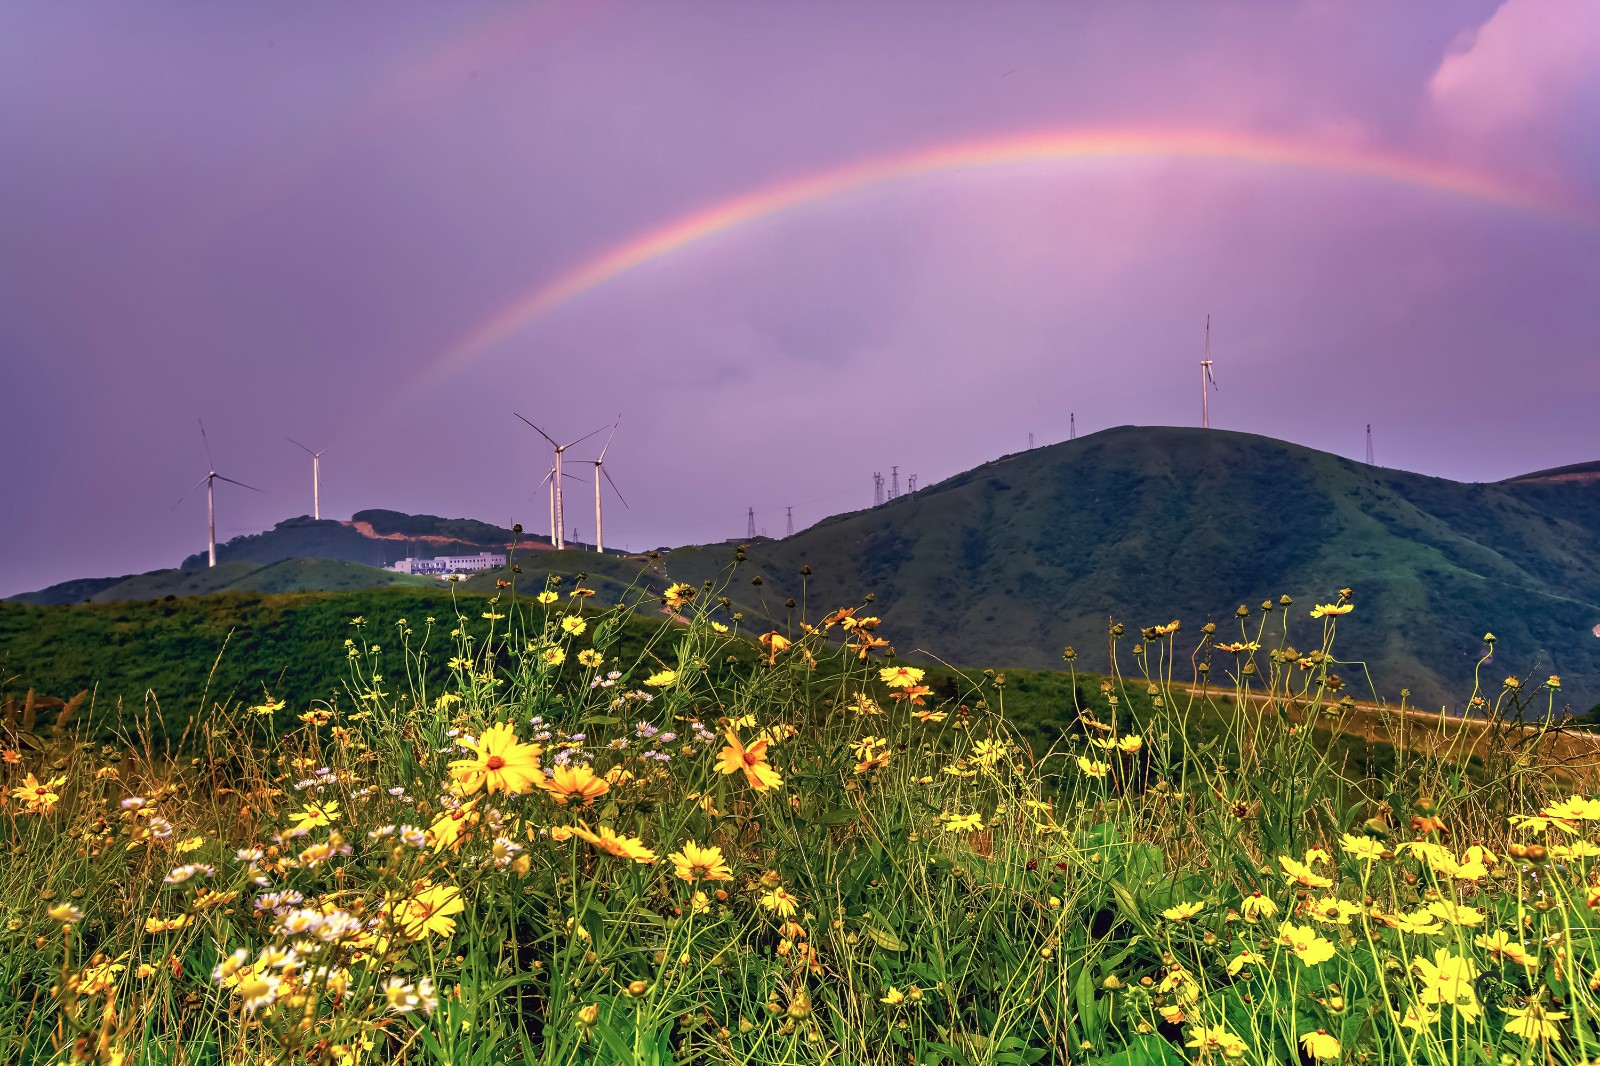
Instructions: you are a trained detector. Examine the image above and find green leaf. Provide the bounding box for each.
[866,924,908,951]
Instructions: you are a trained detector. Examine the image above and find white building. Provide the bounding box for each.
[388,552,506,576]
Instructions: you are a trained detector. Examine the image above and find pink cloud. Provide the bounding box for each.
[1429,0,1600,137]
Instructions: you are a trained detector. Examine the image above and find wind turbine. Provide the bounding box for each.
[1200,314,1218,429]
[571,420,628,554]
[176,421,262,568]
[286,437,326,520]
[514,414,607,550]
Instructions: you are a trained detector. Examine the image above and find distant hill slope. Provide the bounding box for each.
[12,559,437,606]
[177,509,535,570]
[645,427,1600,710]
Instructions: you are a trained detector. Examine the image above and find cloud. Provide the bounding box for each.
[1428,0,1600,139]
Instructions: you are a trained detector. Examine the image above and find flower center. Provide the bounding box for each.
[486,755,506,771]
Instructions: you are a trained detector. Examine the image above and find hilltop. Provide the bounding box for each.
[645,426,1600,710]
[9,558,439,606]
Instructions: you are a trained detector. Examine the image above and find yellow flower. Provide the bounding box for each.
[644,669,677,688]
[392,882,464,940]
[428,801,480,853]
[1299,1030,1340,1060]
[1116,734,1144,754]
[668,841,733,884]
[940,812,983,833]
[1307,897,1361,925]
[717,731,783,791]
[571,823,657,864]
[760,886,799,917]
[48,903,83,924]
[1240,892,1278,923]
[1339,833,1385,862]
[1399,1003,1439,1031]
[1503,1001,1566,1042]
[1276,921,1336,966]
[10,773,65,813]
[1476,930,1538,968]
[878,665,925,689]
[1310,603,1353,618]
[1391,909,1444,936]
[1425,900,1484,927]
[536,591,559,605]
[1186,1025,1246,1057]
[1413,948,1481,1021]
[450,723,545,795]
[1161,901,1205,922]
[542,646,567,667]
[1226,951,1264,977]
[880,986,906,1006]
[1280,854,1334,888]
[561,615,587,636]
[1076,756,1111,779]
[538,764,610,808]
[289,801,338,830]
[663,582,696,609]
[144,914,190,933]
[577,649,604,668]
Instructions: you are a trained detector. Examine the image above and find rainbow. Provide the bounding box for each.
[428,126,1588,384]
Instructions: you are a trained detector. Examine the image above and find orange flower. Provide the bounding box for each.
[759,632,792,665]
[571,823,657,864]
[717,731,783,791]
[879,665,925,689]
[539,764,610,808]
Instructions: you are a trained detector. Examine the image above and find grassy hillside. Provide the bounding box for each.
[11,558,440,606]
[639,427,1600,711]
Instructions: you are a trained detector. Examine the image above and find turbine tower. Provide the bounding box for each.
[177,421,261,568]
[286,437,326,520]
[1365,424,1375,465]
[515,414,607,550]
[1200,314,1218,429]
[570,420,627,554]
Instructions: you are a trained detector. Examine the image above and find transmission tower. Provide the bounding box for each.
[785,506,794,537]
[747,507,756,539]
[1028,432,1034,449]
[1070,413,1076,440]
[1365,424,1375,466]
[872,471,884,506]
[889,466,900,501]
[907,474,918,493]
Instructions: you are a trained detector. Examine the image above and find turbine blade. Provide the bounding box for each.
[172,474,211,510]
[603,467,629,508]
[596,419,620,462]
[285,436,315,455]
[199,419,214,468]
[213,474,264,492]
[514,412,560,448]
[562,423,609,451]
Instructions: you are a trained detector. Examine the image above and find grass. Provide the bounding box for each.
[2,563,1597,1065]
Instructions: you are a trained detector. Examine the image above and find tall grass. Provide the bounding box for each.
[1,566,1594,1064]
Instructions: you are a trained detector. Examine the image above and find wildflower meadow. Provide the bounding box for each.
[3,565,1597,1065]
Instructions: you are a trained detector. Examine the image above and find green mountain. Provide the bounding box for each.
[177,509,530,570]
[640,427,1600,711]
[11,559,438,606]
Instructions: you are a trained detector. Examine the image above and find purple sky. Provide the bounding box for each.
[4,1,1600,597]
